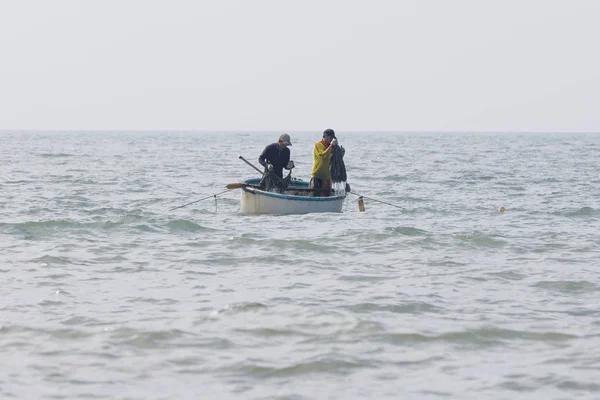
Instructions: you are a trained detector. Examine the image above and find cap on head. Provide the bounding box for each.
[278,133,292,146]
[323,129,336,138]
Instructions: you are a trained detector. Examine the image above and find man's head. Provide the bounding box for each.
[323,128,336,145]
[323,129,336,138]
[278,133,292,148]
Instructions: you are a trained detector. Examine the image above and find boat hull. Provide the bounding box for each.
[240,179,345,214]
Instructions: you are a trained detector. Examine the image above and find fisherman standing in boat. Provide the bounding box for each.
[258,133,294,177]
[310,129,345,196]
[258,133,295,191]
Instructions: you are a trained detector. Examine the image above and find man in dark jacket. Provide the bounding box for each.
[258,133,294,178]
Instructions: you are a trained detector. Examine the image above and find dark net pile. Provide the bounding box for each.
[258,169,292,192]
[330,145,347,183]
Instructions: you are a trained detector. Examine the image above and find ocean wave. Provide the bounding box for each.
[37,153,75,158]
[563,207,599,217]
[232,327,304,337]
[60,316,104,326]
[338,275,399,282]
[13,219,78,231]
[346,301,440,314]
[132,224,161,233]
[126,297,180,306]
[382,174,409,182]
[108,328,192,349]
[227,238,336,252]
[0,325,93,340]
[228,358,366,378]
[377,328,576,345]
[32,255,75,265]
[533,280,598,292]
[3,215,157,234]
[498,375,600,394]
[102,214,145,227]
[485,270,528,281]
[166,219,210,232]
[210,302,267,316]
[387,226,429,236]
[452,232,508,247]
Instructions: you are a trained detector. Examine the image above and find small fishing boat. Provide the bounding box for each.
[238,178,346,214]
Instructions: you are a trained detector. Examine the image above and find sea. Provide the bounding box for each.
[1,131,599,399]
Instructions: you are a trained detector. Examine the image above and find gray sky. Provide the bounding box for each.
[1,0,599,132]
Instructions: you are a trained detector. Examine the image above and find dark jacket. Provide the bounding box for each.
[258,143,290,178]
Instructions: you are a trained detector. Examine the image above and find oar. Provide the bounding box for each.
[226,182,246,189]
[225,156,266,190]
[239,155,264,175]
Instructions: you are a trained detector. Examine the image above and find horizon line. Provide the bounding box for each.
[2,129,600,134]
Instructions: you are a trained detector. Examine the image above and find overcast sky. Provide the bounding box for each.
[1,0,599,132]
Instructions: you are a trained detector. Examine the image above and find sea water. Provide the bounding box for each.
[1,131,599,399]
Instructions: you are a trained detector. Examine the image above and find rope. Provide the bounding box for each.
[347,191,404,210]
[169,189,234,211]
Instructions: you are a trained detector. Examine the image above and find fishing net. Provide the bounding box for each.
[258,168,292,192]
[332,181,347,195]
[330,145,347,183]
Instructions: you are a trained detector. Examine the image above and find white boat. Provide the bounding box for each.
[239,178,346,214]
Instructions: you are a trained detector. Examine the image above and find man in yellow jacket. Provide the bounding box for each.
[310,129,344,196]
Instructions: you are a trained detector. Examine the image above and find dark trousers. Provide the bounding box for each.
[309,178,331,197]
